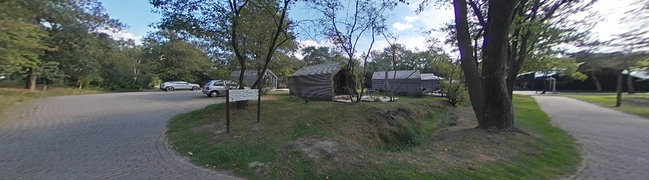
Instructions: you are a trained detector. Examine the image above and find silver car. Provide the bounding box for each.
[202,80,242,97]
[160,81,200,91]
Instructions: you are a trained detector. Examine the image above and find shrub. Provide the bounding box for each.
[439,81,468,106]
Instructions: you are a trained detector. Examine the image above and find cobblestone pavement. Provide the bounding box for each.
[527,94,649,179]
[0,91,238,179]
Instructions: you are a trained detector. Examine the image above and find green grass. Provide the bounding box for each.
[167,95,580,179]
[561,92,649,118]
[0,87,103,122]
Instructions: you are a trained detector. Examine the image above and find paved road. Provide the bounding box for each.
[523,93,649,179]
[0,91,237,179]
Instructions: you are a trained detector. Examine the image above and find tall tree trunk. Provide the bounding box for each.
[24,69,37,92]
[615,70,623,107]
[479,0,517,130]
[590,71,602,91]
[627,70,635,94]
[228,0,250,109]
[453,0,485,124]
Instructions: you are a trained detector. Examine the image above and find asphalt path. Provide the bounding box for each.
[516,92,649,179]
[0,91,237,179]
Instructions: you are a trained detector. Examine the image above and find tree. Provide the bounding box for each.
[576,53,649,107]
[448,0,592,130]
[309,0,394,102]
[152,0,295,88]
[300,46,344,65]
[35,0,123,89]
[0,0,51,91]
[142,32,212,83]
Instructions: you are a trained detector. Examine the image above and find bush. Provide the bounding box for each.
[439,81,468,106]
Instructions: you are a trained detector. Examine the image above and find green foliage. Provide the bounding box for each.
[300,46,344,66]
[576,52,649,71]
[523,57,587,80]
[440,81,468,106]
[143,36,212,83]
[0,0,50,75]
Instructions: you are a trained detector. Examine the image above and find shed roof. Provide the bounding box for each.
[289,62,341,77]
[372,70,421,80]
[420,73,444,80]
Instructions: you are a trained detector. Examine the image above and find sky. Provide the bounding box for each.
[98,0,638,56]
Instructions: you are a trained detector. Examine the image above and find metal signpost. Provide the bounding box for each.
[225,89,259,133]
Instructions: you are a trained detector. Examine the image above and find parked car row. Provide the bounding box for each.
[160,80,246,97]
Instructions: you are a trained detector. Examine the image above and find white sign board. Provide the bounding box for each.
[228,89,259,102]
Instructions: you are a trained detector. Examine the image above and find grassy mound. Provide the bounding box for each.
[167,95,580,179]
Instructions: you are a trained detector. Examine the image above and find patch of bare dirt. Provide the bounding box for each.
[293,136,365,173]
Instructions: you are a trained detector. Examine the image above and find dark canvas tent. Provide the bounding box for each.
[371,70,422,95]
[230,70,278,88]
[421,73,444,92]
[288,62,348,101]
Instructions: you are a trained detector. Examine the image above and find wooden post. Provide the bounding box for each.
[257,87,261,123]
[226,90,230,133]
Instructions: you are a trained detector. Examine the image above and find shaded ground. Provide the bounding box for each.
[523,93,649,179]
[0,91,237,179]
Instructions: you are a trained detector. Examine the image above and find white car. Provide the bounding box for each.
[160,81,200,91]
[202,80,245,97]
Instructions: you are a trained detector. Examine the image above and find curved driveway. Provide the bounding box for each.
[526,94,649,179]
[0,91,236,179]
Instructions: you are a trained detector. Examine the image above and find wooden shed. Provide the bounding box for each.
[421,73,444,92]
[288,62,349,101]
[371,70,422,95]
[230,70,278,88]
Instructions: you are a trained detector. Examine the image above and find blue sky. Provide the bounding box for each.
[99,0,162,42]
[98,0,454,53]
[98,0,635,55]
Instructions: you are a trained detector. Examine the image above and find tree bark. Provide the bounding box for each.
[453,0,485,124]
[590,71,602,92]
[229,0,250,109]
[24,69,37,92]
[479,0,517,130]
[627,70,635,94]
[616,70,623,107]
[615,71,623,107]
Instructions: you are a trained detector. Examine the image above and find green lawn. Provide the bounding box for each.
[167,95,580,179]
[561,93,649,118]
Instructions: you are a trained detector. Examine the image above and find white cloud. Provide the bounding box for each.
[297,39,332,48]
[98,28,142,45]
[392,15,423,32]
[392,22,414,31]
[293,39,334,59]
[404,15,419,23]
